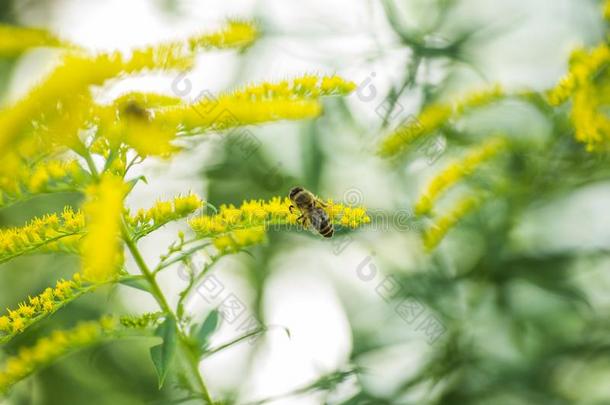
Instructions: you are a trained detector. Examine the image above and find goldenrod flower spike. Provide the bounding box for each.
[0,24,74,56]
[0,275,95,343]
[0,314,157,394]
[0,20,259,164]
[189,196,370,250]
[212,227,267,253]
[414,137,507,215]
[378,84,505,158]
[231,75,356,101]
[0,208,85,265]
[80,174,128,283]
[423,195,483,250]
[0,159,85,208]
[547,43,610,151]
[128,193,204,239]
[188,20,258,50]
[156,75,355,133]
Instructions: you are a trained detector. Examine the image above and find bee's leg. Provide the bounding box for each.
[296,215,310,228]
[318,200,328,208]
[289,205,296,214]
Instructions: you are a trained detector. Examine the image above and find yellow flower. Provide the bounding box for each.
[155,74,355,133]
[174,193,204,216]
[0,275,86,342]
[188,20,258,50]
[423,195,483,250]
[157,98,322,132]
[0,20,255,163]
[0,24,74,56]
[547,43,610,151]
[16,304,35,318]
[189,195,369,249]
[128,193,204,233]
[11,318,25,333]
[0,317,118,393]
[213,227,267,252]
[414,137,507,215]
[378,84,505,158]
[80,174,128,283]
[0,316,10,332]
[0,209,85,262]
[0,158,83,208]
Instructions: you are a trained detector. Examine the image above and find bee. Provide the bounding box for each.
[289,186,334,238]
[121,100,151,121]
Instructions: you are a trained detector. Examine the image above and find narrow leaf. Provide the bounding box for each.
[194,310,220,350]
[119,277,153,293]
[150,317,177,388]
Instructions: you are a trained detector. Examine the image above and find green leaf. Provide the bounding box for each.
[119,277,153,293]
[193,310,220,350]
[150,317,177,388]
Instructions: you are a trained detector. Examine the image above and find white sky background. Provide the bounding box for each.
[6,0,609,403]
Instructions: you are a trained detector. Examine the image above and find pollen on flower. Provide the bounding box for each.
[414,137,508,215]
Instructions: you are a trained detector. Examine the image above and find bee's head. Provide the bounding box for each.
[289,187,304,201]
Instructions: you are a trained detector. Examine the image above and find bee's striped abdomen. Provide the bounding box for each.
[319,219,334,238]
[311,207,334,238]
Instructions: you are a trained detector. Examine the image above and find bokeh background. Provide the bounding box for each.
[2,0,610,404]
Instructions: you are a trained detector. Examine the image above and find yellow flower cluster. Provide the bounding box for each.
[423,195,483,250]
[0,24,73,56]
[228,75,357,101]
[547,43,610,151]
[0,20,259,171]
[128,193,204,236]
[155,75,355,133]
[27,160,84,193]
[189,197,296,236]
[213,226,267,252]
[0,159,84,207]
[378,84,505,158]
[0,208,85,263]
[0,316,117,394]
[189,196,370,249]
[188,20,258,50]
[80,175,128,283]
[414,137,507,215]
[0,275,86,341]
[325,202,372,228]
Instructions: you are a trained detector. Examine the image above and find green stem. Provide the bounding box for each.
[82,150,100,180]
[122,224,213,404]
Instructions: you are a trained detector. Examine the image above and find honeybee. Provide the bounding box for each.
[289,187,334,238]
[122,100,151,121]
